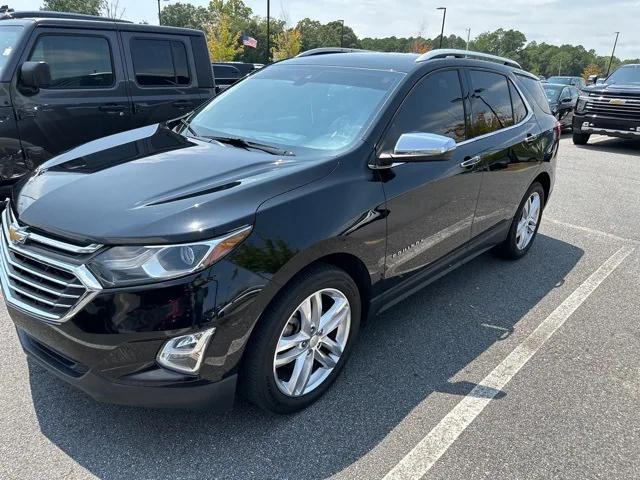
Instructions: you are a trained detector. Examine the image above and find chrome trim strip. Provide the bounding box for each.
[6,206,102,254]
[581,126,640,136]
[416,49,522,69]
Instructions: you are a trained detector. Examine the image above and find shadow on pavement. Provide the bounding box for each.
[28,234,583,480]
[574,136,640,154]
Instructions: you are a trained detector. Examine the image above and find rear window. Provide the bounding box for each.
[468,70,514,137]
[29,34,114,89]
[131,38,190,86]
[516,74,552,115]
[510,80,528,123]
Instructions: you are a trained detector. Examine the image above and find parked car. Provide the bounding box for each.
[543,83,580,129]
[546,75,586,88]
[1,48,558,414]
[573,64,640,145]
[0,10,215,193]
[211,61,263,93]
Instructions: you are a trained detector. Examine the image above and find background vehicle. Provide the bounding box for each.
[211,61,262,92]
[0,11,215,192]
[3,49,558,414]
[547,75,586,88]
[572,64,640,144]
[543,83,580,129]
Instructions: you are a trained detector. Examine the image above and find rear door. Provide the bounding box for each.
[120,32,205,126]
[466,69,542,237]
[11,27,132,166]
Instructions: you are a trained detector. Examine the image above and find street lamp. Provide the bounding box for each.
[157,0,169,25]
[606,31,620,77]
[437,7,446,49]
[465,28,471,51]
[337,19,345,48]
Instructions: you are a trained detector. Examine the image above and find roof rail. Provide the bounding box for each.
[1,10,133,23]
[296,47,369,58]
[416,49,521,69]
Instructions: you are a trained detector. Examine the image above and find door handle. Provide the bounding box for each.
[173,100,194,109]
[99,104,126,115]
[460,155,481,169]
[525,133,538,144]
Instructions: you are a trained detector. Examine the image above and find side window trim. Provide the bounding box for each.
[129,36,192,89]
[26,32,116,90]
[458,68,534,147]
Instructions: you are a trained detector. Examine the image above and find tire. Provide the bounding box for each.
[239,264,361,414]
[497,182,545,260]
[573,132,590,145]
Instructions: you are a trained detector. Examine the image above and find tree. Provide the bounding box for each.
[582,64,601,80]
[272,28,301,60]
[162,2,210,30]
[206,14,242,61]
[41,0,105,15]
[102,0,125,19]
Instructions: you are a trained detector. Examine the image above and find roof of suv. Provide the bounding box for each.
[0,11,203,36]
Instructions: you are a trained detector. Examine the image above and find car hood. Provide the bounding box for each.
[583,83,640,94]
[13,124,337,245]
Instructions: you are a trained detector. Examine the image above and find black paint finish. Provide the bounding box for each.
[5,52,558,410]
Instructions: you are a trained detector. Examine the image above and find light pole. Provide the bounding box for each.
[465,28,471,51]
[437,7,446,49]
[337,20,345,48]
[606,31,620,77]
[157,0,169,25]
[266,0,270,63]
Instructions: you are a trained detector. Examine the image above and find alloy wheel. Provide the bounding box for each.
[515,191,541,250]
[273,288,351,397]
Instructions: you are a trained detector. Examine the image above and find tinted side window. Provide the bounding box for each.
[131,38,191,86]
[385,69,466,147]
[509,80,528,124]
[516,74,552,114]
[29,34,113,89]
[468,70,514,137]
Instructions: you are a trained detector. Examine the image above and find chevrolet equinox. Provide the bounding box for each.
[1,49,558,414]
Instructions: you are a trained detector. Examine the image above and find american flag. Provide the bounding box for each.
[242,35,258,48]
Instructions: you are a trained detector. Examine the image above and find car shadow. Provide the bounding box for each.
[574,136,640,153]
[28,234,583,480]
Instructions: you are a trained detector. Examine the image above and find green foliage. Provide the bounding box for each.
[41,0,105,15]
[160,3,209,30]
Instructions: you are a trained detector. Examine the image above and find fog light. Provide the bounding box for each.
[157,327,216,375]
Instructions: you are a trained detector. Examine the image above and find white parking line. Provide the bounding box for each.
[383,245,635,480]
[544,217,639,245]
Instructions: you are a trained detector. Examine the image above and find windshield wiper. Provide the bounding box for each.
[179,119,203,139]
[209,136,294,156]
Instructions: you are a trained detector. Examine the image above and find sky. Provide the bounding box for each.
[19,0,640,60]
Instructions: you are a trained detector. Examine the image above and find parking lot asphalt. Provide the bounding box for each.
[0,135,639,480]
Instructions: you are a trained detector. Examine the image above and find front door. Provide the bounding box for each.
[11,27,132,170]
[378,68,483,284]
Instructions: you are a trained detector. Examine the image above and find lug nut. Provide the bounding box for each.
[301,341,308,348]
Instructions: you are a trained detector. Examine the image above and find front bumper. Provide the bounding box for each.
[573,114,640,139]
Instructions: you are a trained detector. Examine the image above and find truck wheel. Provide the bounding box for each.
[572,132,590,145]
[240,264,361,414]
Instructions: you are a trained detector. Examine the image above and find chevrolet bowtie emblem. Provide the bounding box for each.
[8,225,29,245]
[609,98,626,105]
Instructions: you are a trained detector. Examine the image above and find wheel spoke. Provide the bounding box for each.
[320,336,343,356]
[319,297,349,335]
[298,297,313,334]
[275,345,306,367]
[288,352,314,396]
[315,349,337,369]
[276,331,309,353]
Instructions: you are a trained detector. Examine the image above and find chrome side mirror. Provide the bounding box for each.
[388,132,456,161]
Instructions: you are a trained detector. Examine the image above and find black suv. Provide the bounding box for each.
[573,64,640,144]
[2,48,558,414]
[0,11,214,191]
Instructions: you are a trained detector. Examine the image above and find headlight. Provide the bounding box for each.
[88,226,251,287]
[576,96,588,114]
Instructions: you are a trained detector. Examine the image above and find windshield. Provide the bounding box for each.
[543,85,563,103]
[607,65,640,85]
[547,77,572,85]
[0,26,23,77]
[189,64,404,154]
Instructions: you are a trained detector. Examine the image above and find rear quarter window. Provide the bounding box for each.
[516,74,552,115]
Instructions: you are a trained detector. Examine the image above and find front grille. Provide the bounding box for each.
[585,93,640,121]
[0,204,103,324]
